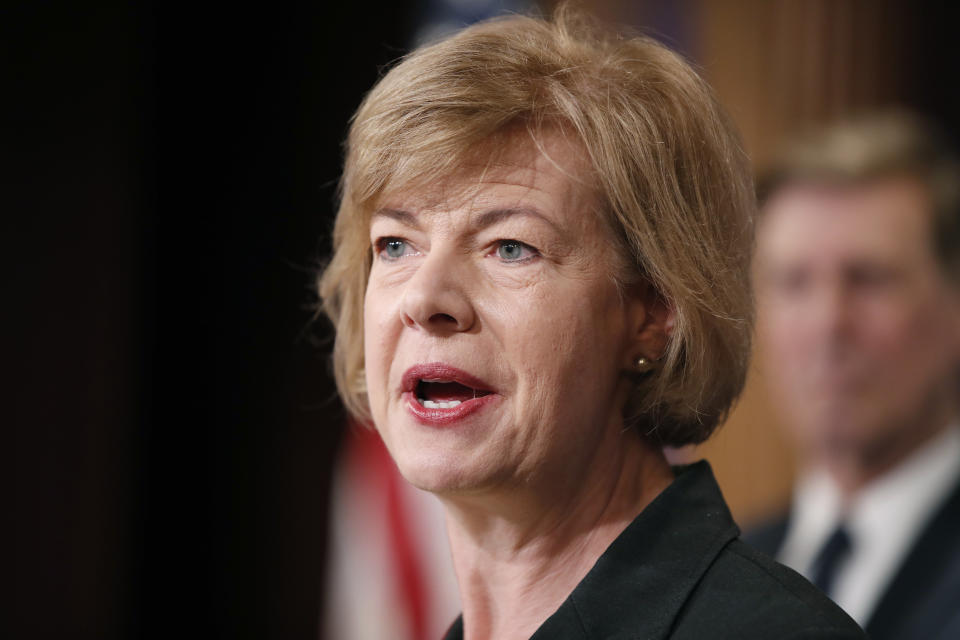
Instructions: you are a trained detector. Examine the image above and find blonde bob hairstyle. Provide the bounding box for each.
[319,9,755,446]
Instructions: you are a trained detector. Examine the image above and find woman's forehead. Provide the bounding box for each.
[373,132,595,215]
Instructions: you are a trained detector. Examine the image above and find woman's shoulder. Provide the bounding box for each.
[527,462,865,639]
[669,538,865,639]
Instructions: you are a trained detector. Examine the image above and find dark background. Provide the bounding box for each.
[8,1,958,639]
[10,2,414,638]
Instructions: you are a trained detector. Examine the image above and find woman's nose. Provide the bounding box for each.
[400,250,476,334]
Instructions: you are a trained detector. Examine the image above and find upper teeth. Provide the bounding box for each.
[420,399,462,409]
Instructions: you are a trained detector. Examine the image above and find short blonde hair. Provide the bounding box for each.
[319,9,754,446]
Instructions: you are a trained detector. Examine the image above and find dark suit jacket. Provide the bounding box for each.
[443,462,864,639]
[744,472,960,640]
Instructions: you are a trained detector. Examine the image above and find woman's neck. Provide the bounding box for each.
[441,434,673,640]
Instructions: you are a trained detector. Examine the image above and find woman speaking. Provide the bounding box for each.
[320,9,864,640]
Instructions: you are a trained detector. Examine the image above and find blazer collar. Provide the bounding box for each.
[444,462,740,640]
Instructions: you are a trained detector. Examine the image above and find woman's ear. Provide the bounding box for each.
[625,280,675,367]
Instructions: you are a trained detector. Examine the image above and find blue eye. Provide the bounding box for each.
[376,237,412,260]
[496,240,536,262]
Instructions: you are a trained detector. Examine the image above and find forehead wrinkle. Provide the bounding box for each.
[378,131,590,224]
[377,170,570,228]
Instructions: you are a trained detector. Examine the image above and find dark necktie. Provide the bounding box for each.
[810,524,853,597]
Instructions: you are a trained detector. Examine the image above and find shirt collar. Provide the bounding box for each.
[779,423,960,623]
[850,424,960,542]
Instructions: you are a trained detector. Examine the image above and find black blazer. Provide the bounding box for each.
[745,473,960,640]
[443,462,864,639]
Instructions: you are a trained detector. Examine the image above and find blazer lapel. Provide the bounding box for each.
[532,463,739,640]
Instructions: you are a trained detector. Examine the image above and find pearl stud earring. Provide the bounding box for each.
[636,356,655,373]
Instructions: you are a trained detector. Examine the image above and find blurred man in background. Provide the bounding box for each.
[749,111,960,640]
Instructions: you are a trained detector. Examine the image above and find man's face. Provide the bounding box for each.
[755,177,960,467]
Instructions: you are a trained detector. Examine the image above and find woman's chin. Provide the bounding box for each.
[393,452,502,497]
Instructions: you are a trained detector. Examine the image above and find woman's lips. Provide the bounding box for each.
[401,363,500,426]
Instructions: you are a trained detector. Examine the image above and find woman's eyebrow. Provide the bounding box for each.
[371,208,420,229]
[474,207,561,233]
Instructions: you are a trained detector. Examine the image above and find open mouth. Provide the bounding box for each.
[401,363,498,424]
[416,380,492,409]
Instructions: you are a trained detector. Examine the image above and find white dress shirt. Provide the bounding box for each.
[777,424,960,627]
